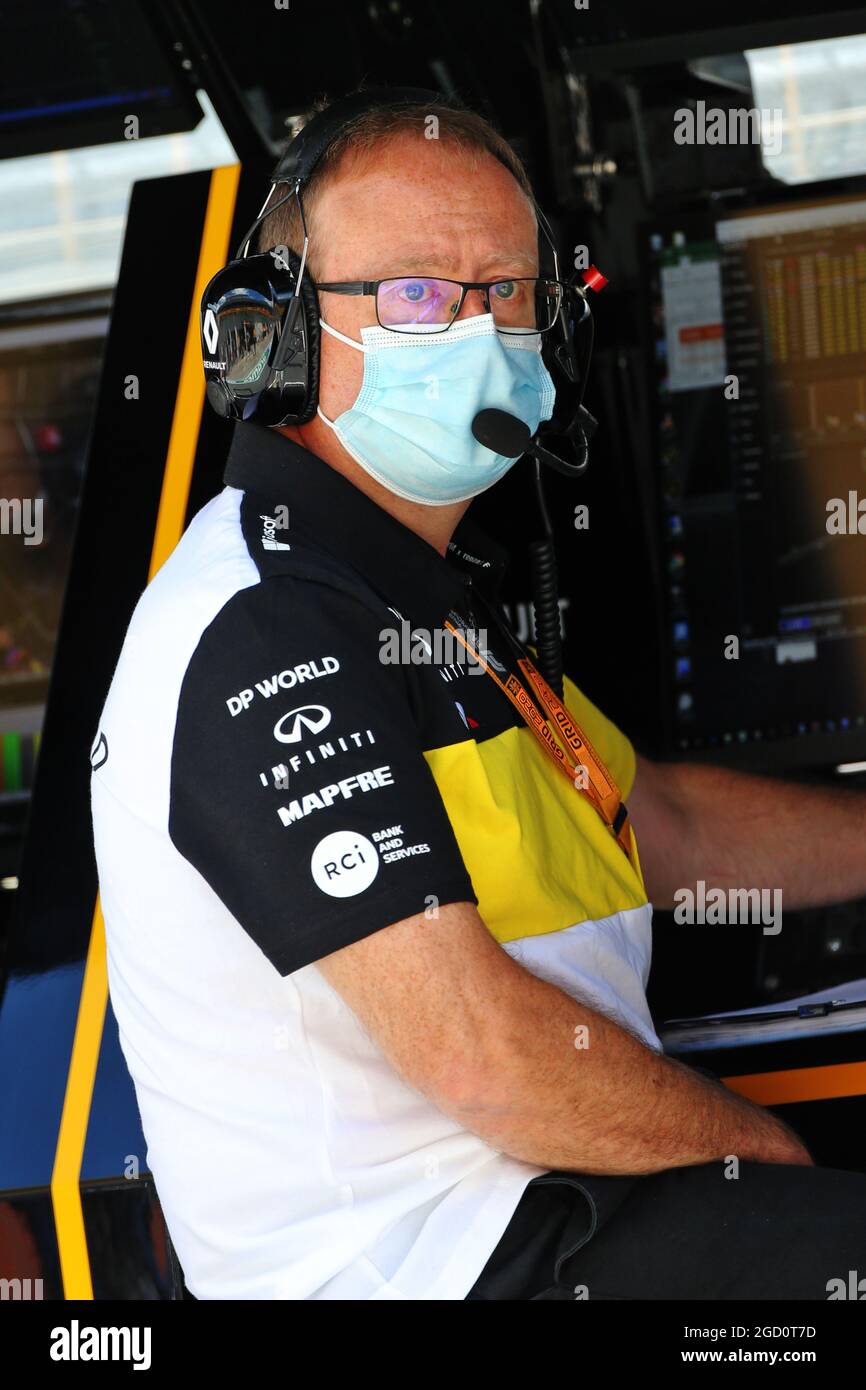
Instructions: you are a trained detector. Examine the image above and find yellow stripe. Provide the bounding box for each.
[723,1060,866,1107]
[51,162,240,1299]
[50,903,108,1299]
[150,163,241,580]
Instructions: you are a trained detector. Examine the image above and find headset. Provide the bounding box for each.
[200,85,603,470]
[200,85,606,696]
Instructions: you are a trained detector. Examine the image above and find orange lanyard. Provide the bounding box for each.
[444,619,636,870]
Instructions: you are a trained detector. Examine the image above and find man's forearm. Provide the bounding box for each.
[635,759,866,911]
[450,970,811,1175]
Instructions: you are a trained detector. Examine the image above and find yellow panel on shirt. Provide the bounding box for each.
[424,670,647,945]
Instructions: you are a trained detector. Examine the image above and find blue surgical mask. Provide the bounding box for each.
[316,312,556,505]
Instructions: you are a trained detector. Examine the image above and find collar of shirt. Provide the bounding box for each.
[222,423,510,630]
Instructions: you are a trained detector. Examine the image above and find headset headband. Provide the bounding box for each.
[266,85,564,285]
[270,86,446,189]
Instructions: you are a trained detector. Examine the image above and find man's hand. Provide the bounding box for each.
[627,752,866,911]
[317,900,812,1175]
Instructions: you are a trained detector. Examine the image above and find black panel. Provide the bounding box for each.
[3,170,210,981]
[0,1189,62,1300]
[83,1181,178,1301]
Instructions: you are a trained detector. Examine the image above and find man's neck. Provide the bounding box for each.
[277,421,470,558]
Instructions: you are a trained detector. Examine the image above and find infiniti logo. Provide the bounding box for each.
[273,704,332,745]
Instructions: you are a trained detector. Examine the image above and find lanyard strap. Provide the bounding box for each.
[443,619,636,868]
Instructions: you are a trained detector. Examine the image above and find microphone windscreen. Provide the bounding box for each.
[471,408,532,458]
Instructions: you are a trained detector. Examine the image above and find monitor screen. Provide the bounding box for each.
[0,0,202,160]
[646,188,866,769]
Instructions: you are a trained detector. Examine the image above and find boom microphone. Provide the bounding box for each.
[471,408,589,478]
[471,407,533,459]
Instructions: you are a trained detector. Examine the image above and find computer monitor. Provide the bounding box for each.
[645,185,866,771]
[0,0,203,161]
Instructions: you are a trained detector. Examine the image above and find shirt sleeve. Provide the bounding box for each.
[561,671,637,801]
[168,574,477,975]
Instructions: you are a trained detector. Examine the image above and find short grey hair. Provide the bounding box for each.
[255,91,536,275]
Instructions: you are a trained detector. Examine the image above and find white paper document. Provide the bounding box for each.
[659,978,866,1052]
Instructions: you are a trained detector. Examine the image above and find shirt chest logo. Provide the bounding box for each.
[273,704,331,744]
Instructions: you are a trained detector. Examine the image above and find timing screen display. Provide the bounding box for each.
[648,194,866,758]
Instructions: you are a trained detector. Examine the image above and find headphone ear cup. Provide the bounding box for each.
[201,250,321,428]
[285,249,321,425]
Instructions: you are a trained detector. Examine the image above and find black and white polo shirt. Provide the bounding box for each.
[90,422,657,1300]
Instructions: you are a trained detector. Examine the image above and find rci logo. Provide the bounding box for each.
[311,830,379,898]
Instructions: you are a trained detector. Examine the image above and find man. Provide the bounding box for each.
[91,89,866,1301]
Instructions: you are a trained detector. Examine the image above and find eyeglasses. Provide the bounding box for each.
[313,275,565,335]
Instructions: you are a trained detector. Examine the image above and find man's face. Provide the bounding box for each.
[310,133,539,423]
